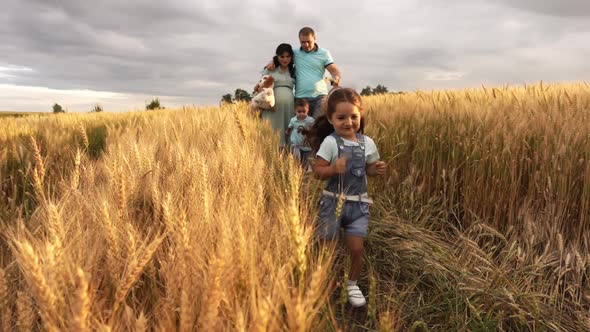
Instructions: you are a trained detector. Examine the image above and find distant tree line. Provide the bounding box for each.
[52,103,65,113]
[145,98,164,110]
[360,84,389,96]
[220,89,252,104]
[220,85,400,104]
[51,98,164,113]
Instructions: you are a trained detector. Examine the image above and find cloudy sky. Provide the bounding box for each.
[1,0,589,112]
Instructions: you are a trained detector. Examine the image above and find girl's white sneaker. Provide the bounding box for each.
[347,284,366,307]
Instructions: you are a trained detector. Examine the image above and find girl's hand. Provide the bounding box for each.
[367,161,387,176]
[374,161,387,175]
[333,156,347,174]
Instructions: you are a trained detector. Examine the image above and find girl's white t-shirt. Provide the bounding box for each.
[316,135,380,164]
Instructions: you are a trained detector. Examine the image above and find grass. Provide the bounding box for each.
[0,83,589,331]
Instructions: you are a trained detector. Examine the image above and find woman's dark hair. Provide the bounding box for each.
[308,87,366,153]
[273,43,295,78]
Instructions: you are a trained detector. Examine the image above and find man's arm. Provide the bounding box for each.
[326,64,341,87]
[265,60,275,71]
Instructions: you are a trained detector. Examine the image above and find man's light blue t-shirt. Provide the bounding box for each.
[293,46,334,98]
[288,115,315,151]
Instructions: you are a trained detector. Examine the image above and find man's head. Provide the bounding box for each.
[294,98,310,120]
[298,27,316,52]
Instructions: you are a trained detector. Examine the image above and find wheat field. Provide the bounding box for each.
[0,82,589,331]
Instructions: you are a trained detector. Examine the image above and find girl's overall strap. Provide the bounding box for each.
[330,132,345,195]
[356,133,365,149]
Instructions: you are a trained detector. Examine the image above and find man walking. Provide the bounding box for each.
[267,27,342,118]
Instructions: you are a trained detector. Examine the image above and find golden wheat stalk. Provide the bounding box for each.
[0,268,11,332]
[150,165,162,224]
[180,286,194,332]
[287,160,308,277]
[16,291,34,332]
[71,148,82,189]
[101,202,120,272]
[117,166,128,221]
[46,203,63,250]
[12,241,59,331]
[160,193,174,232]
[252,295,272,332]
[79,123,90,151]
[135,312,148,332]
[30,135,47,202]
[299,264,331,329]
[112,234,165,321]
[125,225,138,258]
[71,268,90,332]
[200,157,212,224]
[198,256,224,331]
[334,193,345,220]
[132,143,142,171]
[29,136,45,180]
[233,109,246,140]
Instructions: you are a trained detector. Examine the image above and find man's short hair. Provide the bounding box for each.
[298,27,315,37]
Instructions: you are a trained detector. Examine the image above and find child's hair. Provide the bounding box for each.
[294,98,309,110]
[273,43,296,78]
[308,87,366,152]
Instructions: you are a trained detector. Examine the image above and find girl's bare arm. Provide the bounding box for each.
[314,157,346,180]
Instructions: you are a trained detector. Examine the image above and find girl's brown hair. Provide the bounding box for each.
[308,87,366,153]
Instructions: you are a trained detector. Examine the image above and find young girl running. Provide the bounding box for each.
[309,87,386,307]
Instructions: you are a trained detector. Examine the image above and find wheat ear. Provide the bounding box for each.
[13,241,59,331]
[0,268,12,332]
[16,291,34,332]
[79,123,90,151]
[30,136,46,202]
[112,234,165,321]
[135,312,148,332]
[71,148,82,189]
[71,268,90,332]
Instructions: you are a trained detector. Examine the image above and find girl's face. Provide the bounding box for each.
[328,102,362,140]
[277,51,292,68]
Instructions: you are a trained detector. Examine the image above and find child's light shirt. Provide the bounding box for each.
[288,115,315,151]
[316,135,380,164]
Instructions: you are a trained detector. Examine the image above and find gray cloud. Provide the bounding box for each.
[1,0,590,112]
[497,0,590,17]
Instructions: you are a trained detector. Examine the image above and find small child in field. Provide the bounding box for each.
[285,99,314,168]
[308,87,387,307]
